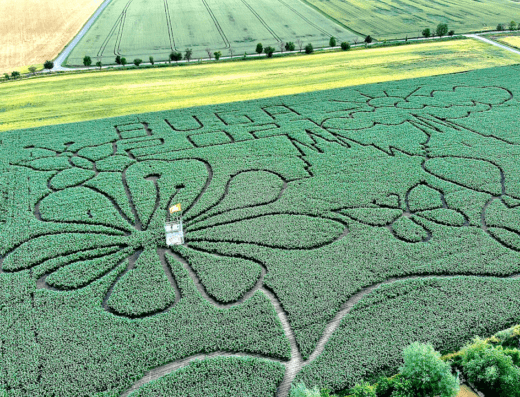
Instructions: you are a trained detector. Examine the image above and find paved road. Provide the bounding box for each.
[53,0,113,71]
[466,33,520,56]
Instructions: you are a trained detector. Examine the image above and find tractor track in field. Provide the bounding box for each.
[119,271,520,397]
[53,29,520,71]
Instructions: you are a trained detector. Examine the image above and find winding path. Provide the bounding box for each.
[119,271,520,397]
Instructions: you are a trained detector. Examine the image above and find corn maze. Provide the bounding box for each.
[2,65,520,396]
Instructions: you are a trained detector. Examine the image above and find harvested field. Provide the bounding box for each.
[0,0,103,74]
[2,39,520,132]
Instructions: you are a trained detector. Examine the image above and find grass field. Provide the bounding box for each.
[496,35,520,50]
[3,64,520,396]
[302,0,520,39]
[65,0,360,66]
[0,0,103,74]
[2,39,520,132]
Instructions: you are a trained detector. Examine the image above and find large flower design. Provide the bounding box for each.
[2,141,347,317]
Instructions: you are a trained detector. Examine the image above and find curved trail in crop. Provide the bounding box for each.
[120,271,520,397]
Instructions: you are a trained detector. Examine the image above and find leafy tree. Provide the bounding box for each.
[83,56,92,67]
[121,57,127,67]
[329,36,337,47]
[304,43,314,54]
[461,338,520,397]
[264,46,275,57]
[170,51,182,63]
[43,60,54,71]
[296,38,304,52]
[436,23,448,37]
[149,56,154,65]
[133,58,142,67]
[510,20,517,31]
[3,73,9,80]
[448,30,455,36]
[350,381,376,397]
[289,382,320,397]
[400,342,459,397]
[497,23,505,31]
[115,55,122,65]
[341,41,351,50]
[285,41,296,51]
[95,61,102,69]
[28,66,37,75]
[364,35,372,47]
[184,48,192,62]
[11,71,20,79]
[255,42,263,54]
[213,51,221,61]
[422,28,431,38]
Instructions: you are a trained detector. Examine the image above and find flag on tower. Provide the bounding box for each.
[169,203,182,213]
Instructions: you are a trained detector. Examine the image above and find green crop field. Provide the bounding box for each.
[302,0,520,39]
[3,64,520,396]
[3,39,520,133]
[65,0,361,66]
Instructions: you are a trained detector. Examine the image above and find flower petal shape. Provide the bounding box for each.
[424,157,502,196]
[341,208,402,226]
[45,248,130,290]
[106,247,176,317]
[49,168,95,190]
[24,156,71,171]
[415,209,466,226]
[199,171,285,222]
[2,233,124,271]
[485,198,520,235]
[182,247,262,303]
[487,227,520,251]
[407,184,444,212]
[391,216,428,243]
[38,187,132,232]
[125,160,209,229]
[188,214,345,249]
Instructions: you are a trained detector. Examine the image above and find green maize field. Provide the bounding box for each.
[2,64,520,396]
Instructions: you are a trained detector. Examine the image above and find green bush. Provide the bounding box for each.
[400,342,459,397]
[291,382,321,397]
[350,382,376,397]
[305,43,314,54]
[341,42,350,50]
[460,338,520,397]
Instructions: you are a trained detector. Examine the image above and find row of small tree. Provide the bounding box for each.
[497,20,519,31]
[422,23,454,38]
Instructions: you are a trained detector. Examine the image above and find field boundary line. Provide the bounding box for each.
[55,0,115,70]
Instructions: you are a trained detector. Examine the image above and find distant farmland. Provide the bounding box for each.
[66,0,361,66]
[0,0,102,73]
[302,0,520,39]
